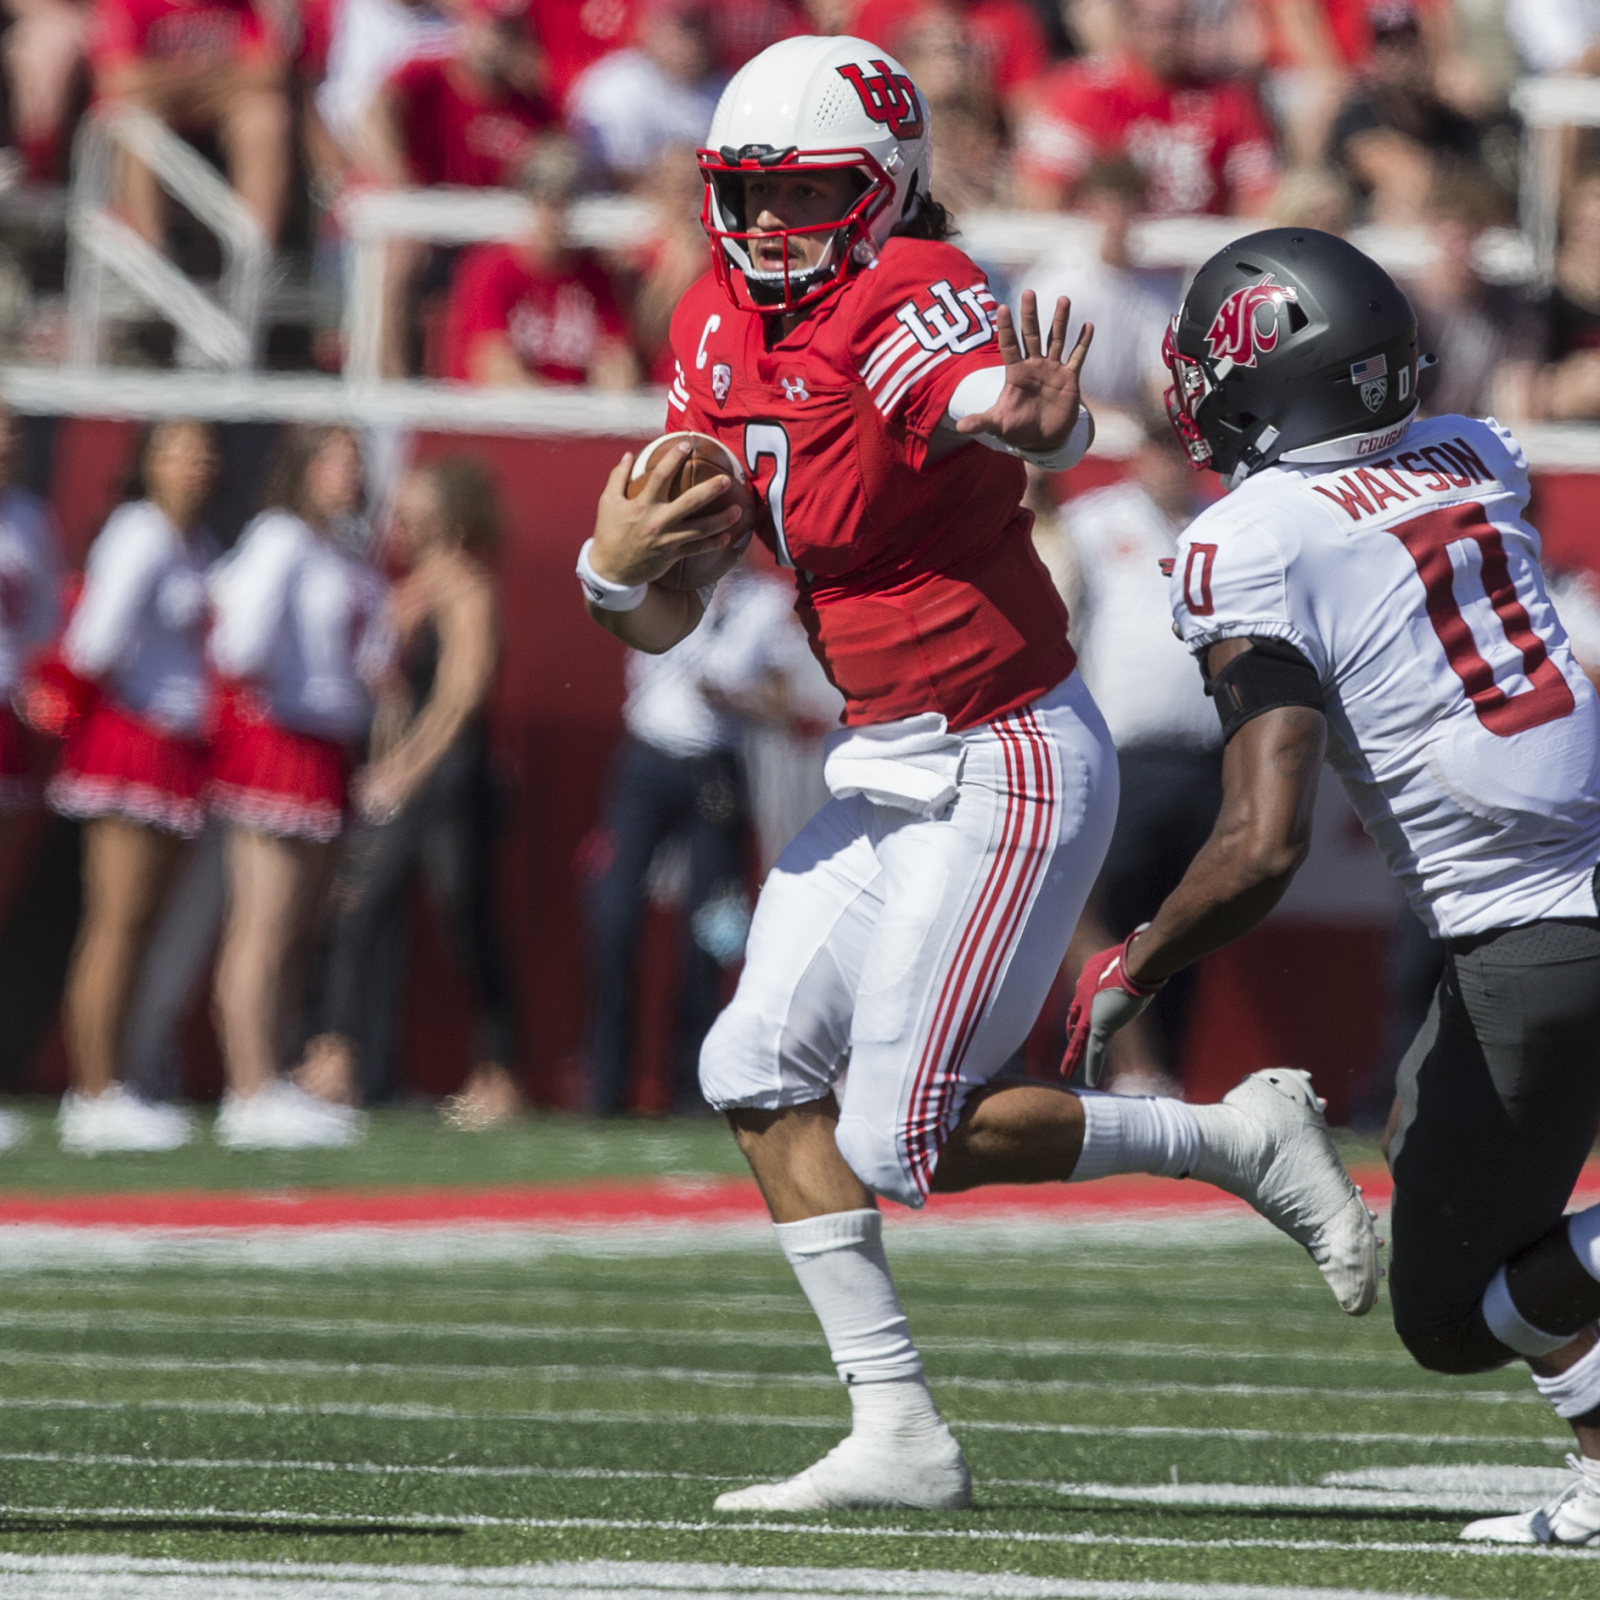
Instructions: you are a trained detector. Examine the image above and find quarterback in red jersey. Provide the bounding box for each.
[579,35,1376,1513]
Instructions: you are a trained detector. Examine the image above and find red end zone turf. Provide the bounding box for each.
[2,1166,1597,1230]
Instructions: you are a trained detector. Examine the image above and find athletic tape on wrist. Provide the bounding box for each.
[576,539,648,612]
[1482,1266,1573,1358]
[1532,1337,1600,1420]
[1569,1204,1600,1285]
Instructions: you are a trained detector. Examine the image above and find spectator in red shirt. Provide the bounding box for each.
[4,0,90,181]
[90,0,291,245]
[359,0,551,377]
[358,0,550,189]
[445,138,640,388]
[852,0,1049,120]
[1014,0,1280,216]
[626,144,709,385]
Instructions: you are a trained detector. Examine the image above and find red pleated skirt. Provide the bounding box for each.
[46,701,208,837]
[206,687,351,842]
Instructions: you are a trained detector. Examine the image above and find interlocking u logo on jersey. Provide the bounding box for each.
[836,60,925,139]
[895,280,994,356]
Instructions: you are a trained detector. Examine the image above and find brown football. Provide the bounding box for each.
[625,431,756,592]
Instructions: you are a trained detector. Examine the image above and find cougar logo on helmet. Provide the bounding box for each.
[1205,275,1298,369]
[836,61,924,140]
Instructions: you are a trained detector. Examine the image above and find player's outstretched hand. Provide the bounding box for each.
[954,292,1093,455]
[1061,928,1165,1088]
[590,441,745,587]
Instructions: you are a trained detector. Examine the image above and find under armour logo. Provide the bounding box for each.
[836,60,924,140]
[781,375,809,402]
[895,281,994,356]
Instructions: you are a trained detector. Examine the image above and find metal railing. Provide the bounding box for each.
[65,104,269,370]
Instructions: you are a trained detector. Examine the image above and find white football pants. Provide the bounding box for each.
[699,672,1118,1207]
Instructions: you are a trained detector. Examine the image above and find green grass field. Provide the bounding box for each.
[0,1104,1593,1599]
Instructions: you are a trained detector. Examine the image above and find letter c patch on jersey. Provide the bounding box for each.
[836,60,924,139]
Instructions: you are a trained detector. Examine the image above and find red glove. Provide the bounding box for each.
[1061,927,1165,1087]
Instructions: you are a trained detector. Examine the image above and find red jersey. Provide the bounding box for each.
[389,58,552,188]
[1015,52,1279,215]
[445,243,627,383]
[666,241,1074,732]
[851,0,1049,100]
[91,0,279,70]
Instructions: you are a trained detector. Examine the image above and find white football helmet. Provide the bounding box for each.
[698,35,933,314]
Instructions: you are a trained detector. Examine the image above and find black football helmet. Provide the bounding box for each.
[1163,228,1422,486]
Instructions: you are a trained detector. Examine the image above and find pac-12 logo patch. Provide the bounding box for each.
[712,362,732,404]
[1360,378,1388,412]
[1204,274,1298,370]
[836,60,924,139]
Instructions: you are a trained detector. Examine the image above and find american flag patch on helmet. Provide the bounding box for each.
[1349,354,1388,382]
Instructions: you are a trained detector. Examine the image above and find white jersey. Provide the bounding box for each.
[0,488,61,697]
[209,512,393,742]
[1066,480,1220,752]
[65,501,215,736]
[1170,414,1600,940]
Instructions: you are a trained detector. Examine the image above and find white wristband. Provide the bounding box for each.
[1018,407,1093,472]
[577,538,648,612]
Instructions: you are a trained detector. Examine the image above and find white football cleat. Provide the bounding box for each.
[58,1085,194,1155]
[1192,1068,1378,1316]
[712,1421,971,1512]
[1460,1453,1600,1545]
[215,1080,366,1151]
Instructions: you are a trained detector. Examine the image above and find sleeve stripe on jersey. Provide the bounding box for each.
[668,369,690,412]
[875,345,954,416]
[862,325,919,389]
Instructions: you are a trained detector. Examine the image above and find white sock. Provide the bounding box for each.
[1482,1265,1571,1358]
[1069,1092,1201,1183]
[774,1208,924,1385]
[1532,1337,1600,1420]
[1568,1204,1600,1284]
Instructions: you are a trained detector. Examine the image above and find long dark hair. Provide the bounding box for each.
[260,423,362,521]
[418,455,501,558]
[119,418,217,504]
[890,184,956,243]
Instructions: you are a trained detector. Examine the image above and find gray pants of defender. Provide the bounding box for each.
[1388,916,1600,1344]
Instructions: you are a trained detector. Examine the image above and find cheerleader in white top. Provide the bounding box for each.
[0,405,63,812]
[206,426,394,1151]
[48,419,218,1156]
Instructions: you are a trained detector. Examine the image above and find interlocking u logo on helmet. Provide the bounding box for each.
[836,61,924,140]
[1204,274,1298,370]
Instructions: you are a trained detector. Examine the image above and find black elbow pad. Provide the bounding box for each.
[1203,637,1325,742]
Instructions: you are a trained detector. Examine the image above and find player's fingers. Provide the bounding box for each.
[1081,1036,1106,1089]
[640,440,693,505]
[664,472,732,521]
[602,453,634,501]
[994,303,1022,366]
[1018,290,1042,361]
[667,503,744,543]
[1064,321,1094,376]
[1046,296,1071,363]
[951,412,996,437]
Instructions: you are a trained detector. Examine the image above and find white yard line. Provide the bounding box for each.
[0,1396,1565,1448]
[2,1451,1575,1515]
[0,1504,1591,1565]
[0,1308,1423,1368]
[0,1215,1286,1272]
[0,1553,1512,1600]
[0,1346,1529,1406]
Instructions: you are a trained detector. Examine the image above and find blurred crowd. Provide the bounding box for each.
[0,0,1596,419]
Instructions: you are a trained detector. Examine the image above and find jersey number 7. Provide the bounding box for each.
[1390,502,1574,737]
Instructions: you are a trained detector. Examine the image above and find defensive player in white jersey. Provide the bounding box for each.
[1066,227,1600,1546]
[582,39,1377,1514]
